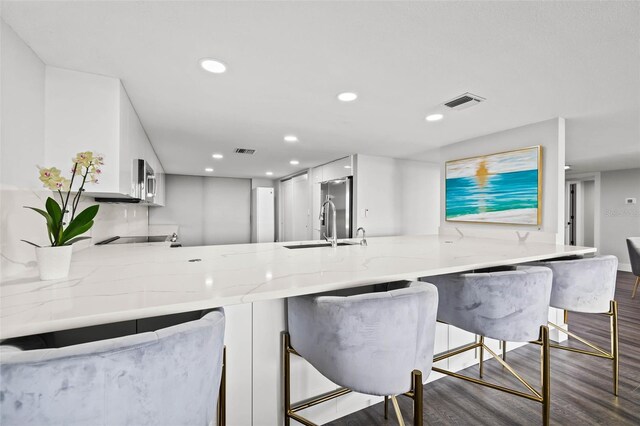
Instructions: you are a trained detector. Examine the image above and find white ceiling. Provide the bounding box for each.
[2,1,639,178]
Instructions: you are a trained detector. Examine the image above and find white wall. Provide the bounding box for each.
[203,177,251,245]
[600,168,640,270]
[149,174,251,246]
[0,20,149,279]
[398,159,442,235]
[353,155,440,237]
[436,118,566,243]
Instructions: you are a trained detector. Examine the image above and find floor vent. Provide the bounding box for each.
[234,148,256,155]
[444,92,485,110]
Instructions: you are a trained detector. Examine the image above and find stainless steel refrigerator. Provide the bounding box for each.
[320,176,353,239]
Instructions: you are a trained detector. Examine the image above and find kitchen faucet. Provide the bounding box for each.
[319,199,338,248]
[356,227,367,246]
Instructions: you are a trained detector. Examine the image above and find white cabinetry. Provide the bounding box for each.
[251,187,275,243]
[281,174,310,242]
[321,156,352,182]
[45,67,164,205]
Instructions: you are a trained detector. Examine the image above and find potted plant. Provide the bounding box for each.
[23,151,104,280]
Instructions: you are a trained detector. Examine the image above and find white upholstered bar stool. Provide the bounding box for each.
[529,255,619,395]
[284,282,439,426]
[0,309,226,426]
[426,266,553,426]
[627,238,640,298]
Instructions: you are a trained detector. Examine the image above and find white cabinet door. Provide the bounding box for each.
[45,67,121,194]
[281,174,311,242]
[119,85,146,196]
[322,156,352,181]
[311,166,324,184]
[252,188,275,243]
[121,84,165,206]
[223,304,253,426]
[291,174,310,241]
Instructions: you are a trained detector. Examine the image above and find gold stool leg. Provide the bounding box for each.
[541,326,551,426]
[412,370,423,426]
[283,333,291,426]
[217,347,226,426]
[632,276,639,299]
[478,336,485,378]
[384,396,389,420]
[611,300,619,396]
[391,396,405,426]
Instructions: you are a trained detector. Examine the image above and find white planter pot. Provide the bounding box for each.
[35,245,73,280]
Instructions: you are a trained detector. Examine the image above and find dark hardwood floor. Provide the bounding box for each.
[326,271,640,425]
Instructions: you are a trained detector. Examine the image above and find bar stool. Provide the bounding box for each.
[529,255,619,395]
[0,309,226,426]
[627,238,640,298]
[284,282,439,426]
[425,266,553,425]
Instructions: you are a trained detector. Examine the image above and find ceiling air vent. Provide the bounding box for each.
[234,148,256,155]
[444,92,485,111]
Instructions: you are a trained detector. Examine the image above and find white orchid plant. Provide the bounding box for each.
[23,151,104,247]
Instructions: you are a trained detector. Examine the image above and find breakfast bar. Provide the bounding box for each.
[1,235,595,425]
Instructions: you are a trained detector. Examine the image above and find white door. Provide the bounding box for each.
[282,174,310,242]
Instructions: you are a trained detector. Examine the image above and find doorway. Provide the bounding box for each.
[567,183,577,245]
[565,174,600,248]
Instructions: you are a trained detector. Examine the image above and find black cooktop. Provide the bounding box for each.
[96,235,173,245]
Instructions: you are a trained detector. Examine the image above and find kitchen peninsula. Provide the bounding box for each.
[1,235,594,339]
[1,235,595,425]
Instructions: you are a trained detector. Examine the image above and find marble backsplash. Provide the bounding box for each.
[0,186,148,279]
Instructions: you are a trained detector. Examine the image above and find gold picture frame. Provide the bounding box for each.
[445,146,543,225]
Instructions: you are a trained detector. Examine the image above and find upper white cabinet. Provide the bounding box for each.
[322,156,352,181]
[311,156,352,184]
[44,67,165,206]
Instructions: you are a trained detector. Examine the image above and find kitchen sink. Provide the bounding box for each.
[284,242,357,249]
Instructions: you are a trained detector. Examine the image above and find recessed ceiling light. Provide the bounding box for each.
[426,113,444,122]
[284,135,298,143]
[337,92,358,102]
[564,165,572,170]
[205,167,214,172]
[212,153,224,159]
[199,58,227,74]
[265,171,274,176]
[290,160,300,165]
[344,165,351,169]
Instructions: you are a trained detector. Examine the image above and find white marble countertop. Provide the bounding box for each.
[0,235,596,339]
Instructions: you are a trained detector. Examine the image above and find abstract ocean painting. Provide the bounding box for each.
[445,146,541,225]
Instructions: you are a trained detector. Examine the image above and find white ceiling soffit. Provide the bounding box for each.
[2,1,639,177]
